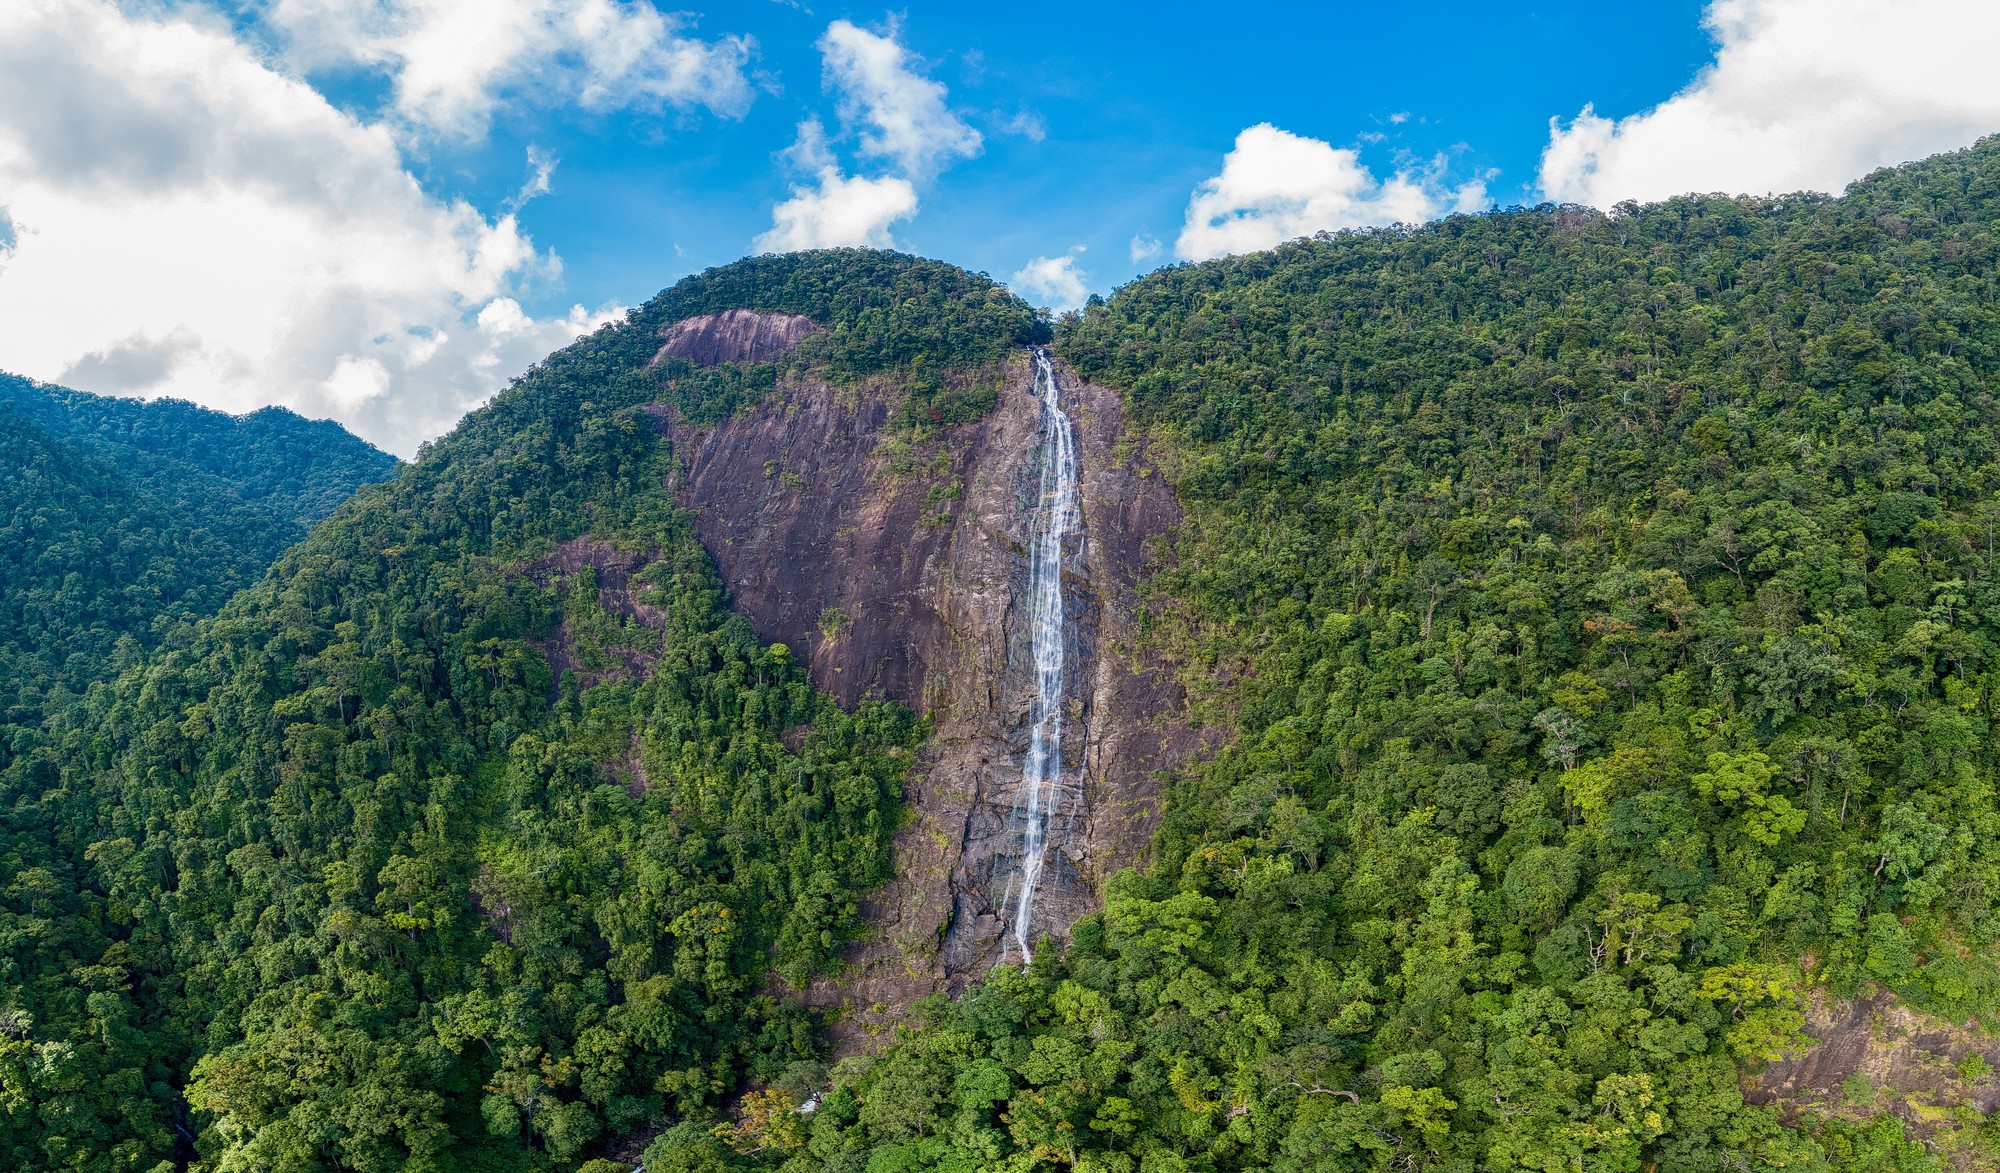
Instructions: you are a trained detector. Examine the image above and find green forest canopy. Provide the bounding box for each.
[0,379,396,728]
[0,374,398,529]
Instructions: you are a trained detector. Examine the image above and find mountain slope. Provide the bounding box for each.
[723,141,2000,1171]
[0,252,1040,1172]
[663,334,1203,1041]
[0,381,397,1169]
[19,131,2000,1173]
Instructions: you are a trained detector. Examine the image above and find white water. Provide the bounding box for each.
[1007,348,1080,965]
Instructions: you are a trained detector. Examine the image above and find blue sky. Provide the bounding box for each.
[0,0,1995,453]
[422,2,1719,316]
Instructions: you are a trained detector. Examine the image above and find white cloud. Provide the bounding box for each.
[1177,123,1486,261]
[755,19,980,254]
[61,328,203,394]
[780,117,838,173]
[755,168,919,252]
[1540,0,2000,208]
[1011,253,1091,312]
[503,144,557,212]
[818,18,981,180]
[997,110,1047,143]
[0,0,618,456]
[258,0,755,139]
[1129,233,1162,264]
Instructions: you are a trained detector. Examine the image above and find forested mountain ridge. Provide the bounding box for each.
[707,140,2000,1170]
[0,254,1040,1171]
[0,374,399,529]
[0,380,395,728]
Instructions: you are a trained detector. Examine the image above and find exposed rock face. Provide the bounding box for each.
[1748,992,2000,1137]
[525,538,668,691]
[652,309,821,367]
[660,352,1206,1048]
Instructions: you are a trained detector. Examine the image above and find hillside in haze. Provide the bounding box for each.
[11,136,2000,1173]
[1,375,400,528]
[0,378,396,727]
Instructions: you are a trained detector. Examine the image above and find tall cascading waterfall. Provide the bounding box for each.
[1002,348,1081,965]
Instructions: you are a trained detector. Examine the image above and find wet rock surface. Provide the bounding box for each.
[660,351,1209,1051]
[651,309,821,367]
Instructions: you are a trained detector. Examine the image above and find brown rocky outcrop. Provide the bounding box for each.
[1748,991,2000,1143]
[650,309,821,367]
[659,350,1207,1050]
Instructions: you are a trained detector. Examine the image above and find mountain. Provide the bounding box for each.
[0,373,397,529]
[0,378,396,726]
[0,253,1040,1171]
[12,134,2000,1173]
[0,379,398,1170]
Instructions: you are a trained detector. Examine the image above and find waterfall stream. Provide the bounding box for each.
[1005,348,1080,965]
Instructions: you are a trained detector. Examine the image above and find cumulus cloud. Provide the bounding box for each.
[1011,254,1091,312]
[818,18,981,180]
[1540,0,2000,208]
[1177,124,1486,261]
[60,329,203,394]
[756,19,981,254]
[780,117,838,173]
[258,0,755,139]
[756,168,919,252]
[1129,233,1162,264]
[0,0,617,455]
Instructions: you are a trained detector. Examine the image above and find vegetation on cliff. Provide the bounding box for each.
[707,140,2000,1172]
[646,249,1048,431]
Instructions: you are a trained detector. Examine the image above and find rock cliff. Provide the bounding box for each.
[658,347,1206,1047]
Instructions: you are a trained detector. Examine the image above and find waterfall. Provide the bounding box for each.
[1006,348,1080,965]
